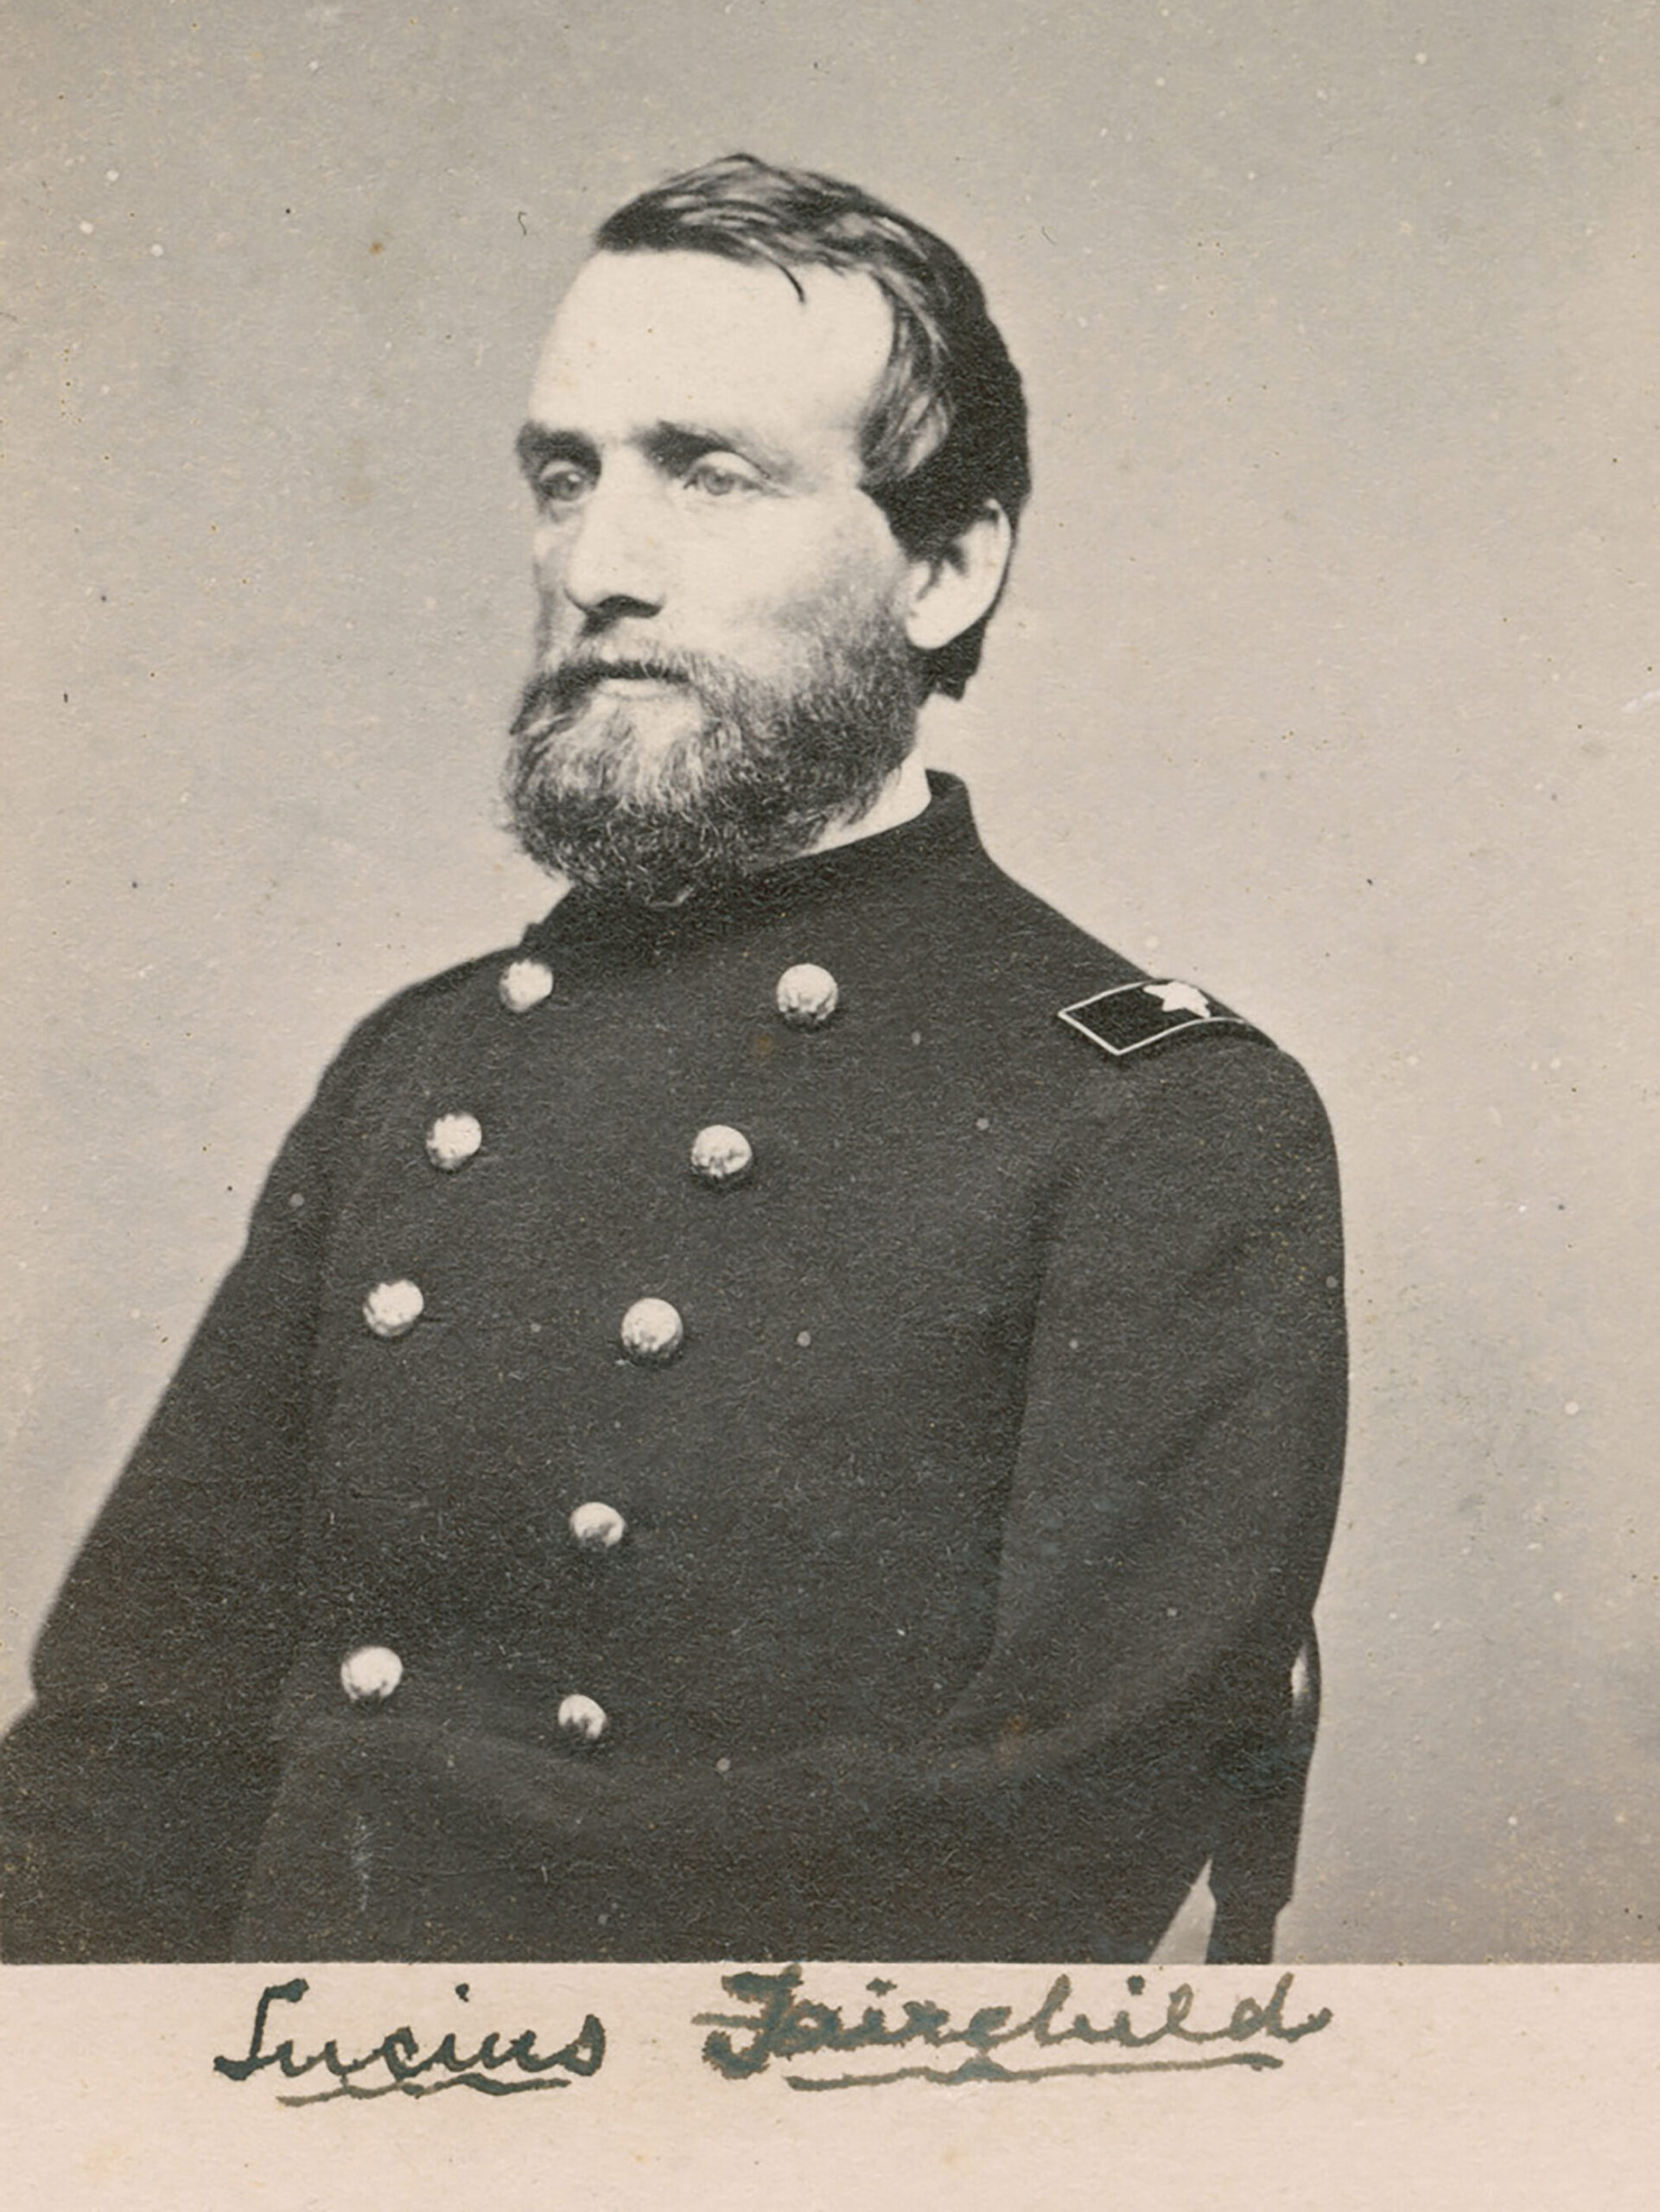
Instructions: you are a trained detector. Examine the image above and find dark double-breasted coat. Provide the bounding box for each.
[1,773,1346,1961]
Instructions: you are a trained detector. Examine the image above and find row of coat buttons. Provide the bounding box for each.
[366,1111,754,1344]
[500,955,840,1027]
[365,1111,757,1348]
[361,1280,691,1359]
[347,954,834,1741]
[359,956,834,1341]
[422,1114,754,1186]
[339,1643,610,1744]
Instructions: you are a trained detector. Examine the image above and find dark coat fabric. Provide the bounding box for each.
[0,774,1346,1962]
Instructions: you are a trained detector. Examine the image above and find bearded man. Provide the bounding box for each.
[0,156,1346,1964]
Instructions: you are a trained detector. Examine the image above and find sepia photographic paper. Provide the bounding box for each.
[4,3,1656,2202]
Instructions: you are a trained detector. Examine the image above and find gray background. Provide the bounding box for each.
[3,0,1655,1961]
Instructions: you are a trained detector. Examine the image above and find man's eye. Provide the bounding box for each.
[535,467,591,508]
[685,459,757,499]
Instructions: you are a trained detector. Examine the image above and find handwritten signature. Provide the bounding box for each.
[213,1978,606,2103]
[696,1965,1332,2088]
[214,1965,1330,2105]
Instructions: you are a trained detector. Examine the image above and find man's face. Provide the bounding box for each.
[506,248,924,899]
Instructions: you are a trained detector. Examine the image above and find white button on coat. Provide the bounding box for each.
[775,963,839,1027]
[498,958,554,1014]
[569,1500,627,1552]
[620,1296,684,1363]
[425,1111,483,1171]
[362,1279,424,1338]
[689,1124,754,1186]
[340,1645,404,1704]
[558,1693,607,1745]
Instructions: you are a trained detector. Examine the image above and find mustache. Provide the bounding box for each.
[512,647,719,734]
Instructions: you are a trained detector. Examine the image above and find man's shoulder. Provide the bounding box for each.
[950,849,1287,1084]
[912,856,1339,1239]
[350,944,523,1037]
[308,935,544,1100]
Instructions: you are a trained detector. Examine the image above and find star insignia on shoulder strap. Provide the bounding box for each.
[1057,977,1269,1059]
[1142,980,1213,1019]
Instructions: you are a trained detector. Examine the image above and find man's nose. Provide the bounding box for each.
[550,473,668,623]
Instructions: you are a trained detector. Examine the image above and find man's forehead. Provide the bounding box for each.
[526,249,894,454]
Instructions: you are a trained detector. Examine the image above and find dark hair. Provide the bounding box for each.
[594,154,1030,699]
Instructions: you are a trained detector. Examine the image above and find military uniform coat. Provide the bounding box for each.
[0,774,1346,1961]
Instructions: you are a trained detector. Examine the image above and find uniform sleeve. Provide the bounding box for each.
[0,1027,376,1961]
[270,1040,1345,1957]
[939,1040,1347,1764]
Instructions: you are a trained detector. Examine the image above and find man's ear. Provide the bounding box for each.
[901,501,1014,656]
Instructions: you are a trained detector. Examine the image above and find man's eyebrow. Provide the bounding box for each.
[642,421,797,480]
[515,423,599,480]
[515,417,801,485]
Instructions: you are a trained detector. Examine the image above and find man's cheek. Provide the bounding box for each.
[732,578,879,669]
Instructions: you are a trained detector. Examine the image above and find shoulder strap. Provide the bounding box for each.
[1058,977,1271,1060]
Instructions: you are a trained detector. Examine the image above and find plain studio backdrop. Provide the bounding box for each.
[3,0,1655,1963]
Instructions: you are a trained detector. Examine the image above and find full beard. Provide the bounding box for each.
[504,610,922,903]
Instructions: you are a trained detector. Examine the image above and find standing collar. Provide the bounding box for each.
[524,771,984,952]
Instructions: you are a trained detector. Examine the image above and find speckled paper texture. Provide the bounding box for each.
[4,0,1657,2197]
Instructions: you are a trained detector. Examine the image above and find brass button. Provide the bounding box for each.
[775,963,839,1027]
[425,1111,483,1171]
[362,1279,424,1339]
[499,958,554,1014]
[558,1693,607,1745]
[620,1296,684,1364]
[569,1500,627,1553]
[340,1645,404,1704]
[689,1123,754,1187]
